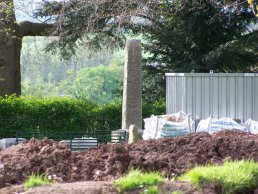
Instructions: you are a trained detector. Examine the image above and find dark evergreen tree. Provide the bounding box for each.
[143,0,258,73]
[141,0,258,101]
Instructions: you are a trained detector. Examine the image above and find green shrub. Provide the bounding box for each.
[24,173,53,188]
[114,169,164,192]
[0,96,165,139]
[0,96,102,138]
[179,160,258,194]
[143,101,166,118]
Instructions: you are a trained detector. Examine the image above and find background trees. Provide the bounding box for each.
[143,0,258,73]
[21,37,124,104]
[1,0,258,103]
[59,65,123,104]
[141,0,258,101]
[40,0,257,102]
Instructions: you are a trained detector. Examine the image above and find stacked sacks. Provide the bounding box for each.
[143,111,194,140]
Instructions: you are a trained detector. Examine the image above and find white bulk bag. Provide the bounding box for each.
[197,117,248,133]
[143,111,193,140]
[245,119,258,134]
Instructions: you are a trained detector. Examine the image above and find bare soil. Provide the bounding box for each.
[0,181,114,194]
[0,181,212,194]
[1,130,258,193]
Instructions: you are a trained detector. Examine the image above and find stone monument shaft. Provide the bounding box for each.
[122,39,142,129]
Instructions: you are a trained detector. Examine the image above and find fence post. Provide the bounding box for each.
[69,132,72,150]
[16,130,19,144]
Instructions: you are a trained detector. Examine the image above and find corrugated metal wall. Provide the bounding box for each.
[166,73,258,122]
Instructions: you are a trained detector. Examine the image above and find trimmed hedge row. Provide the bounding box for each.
[0,96,165,138]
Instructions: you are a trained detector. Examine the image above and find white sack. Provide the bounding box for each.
[143,111,192,140]
[197,117,248,133]
[245,119,258,134]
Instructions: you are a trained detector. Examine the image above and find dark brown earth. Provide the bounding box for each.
[1,130,258,190]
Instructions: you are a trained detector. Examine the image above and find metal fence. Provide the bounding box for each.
[16,130,110,144]
[0,114,121,144]
[166,73,258,122]
[15,130,127,150]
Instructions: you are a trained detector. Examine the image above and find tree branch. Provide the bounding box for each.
[18,21,53,37]
[242,27,258,38]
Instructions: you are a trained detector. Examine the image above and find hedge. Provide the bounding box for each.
[0,96,165,138]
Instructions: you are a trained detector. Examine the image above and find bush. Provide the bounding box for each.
[0,96,165,138]
[0,96,101,138]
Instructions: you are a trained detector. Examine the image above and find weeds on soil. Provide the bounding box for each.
[178,160,258,194]
[23,173,53,188]
[143,185,159,194]
[171,191,184,194]
[114,169,164,192]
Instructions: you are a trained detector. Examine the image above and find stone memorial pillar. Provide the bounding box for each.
[122,39,142,129]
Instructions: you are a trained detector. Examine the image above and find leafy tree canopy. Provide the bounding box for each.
[32,0,258,102]
[5,0,257,102]
[36,0,257,72]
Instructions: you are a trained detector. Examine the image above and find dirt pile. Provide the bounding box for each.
[1,130,258,188]
[0,139,74,188]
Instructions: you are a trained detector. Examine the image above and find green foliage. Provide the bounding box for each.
[142,101,166,118]
[43,0,257,102]
[142,66,166,102]
[59,65,123,104]
[21,37,122,103]
[143,1,258,72]
[143,185,159,194]
[114,170,164,192]
[23,173,53,188]
[141,0,257,100]
[22,76,59,98]
[0,96,165,138]
[179,160,258,194]
[40,0,258,72]
[0,1,18,39]
[40,0,147,59]
[0,96,103,137]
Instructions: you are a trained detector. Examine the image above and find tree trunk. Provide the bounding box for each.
[0,33,22,96]
[0,1,22,96]
[0,0,53,96]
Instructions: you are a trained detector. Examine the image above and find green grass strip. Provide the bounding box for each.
[114,169,164,192]
[178,160,258,194]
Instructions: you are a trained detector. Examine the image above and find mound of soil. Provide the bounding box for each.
[1,130,258,188]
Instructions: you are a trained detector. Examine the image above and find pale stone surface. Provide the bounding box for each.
[128,124,139,144]
[122,39,142,129]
